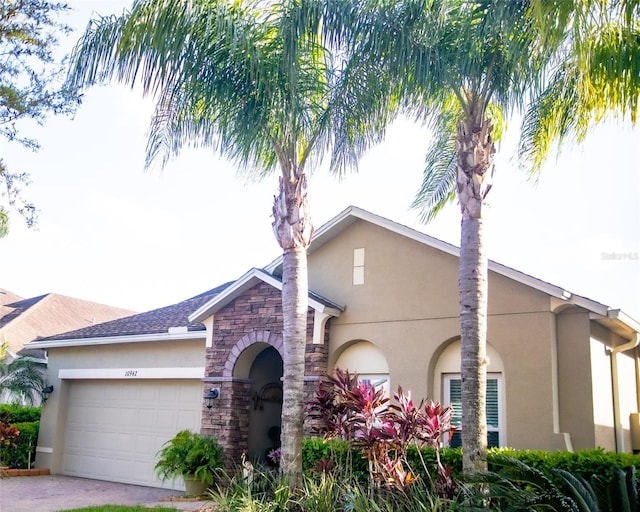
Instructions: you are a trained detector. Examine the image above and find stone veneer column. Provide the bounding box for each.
[303,321,330,436]
[201,377,252,469]
[200,282,334,464]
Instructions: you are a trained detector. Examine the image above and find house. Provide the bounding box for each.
[0,289,135,355]
[28,206,640,490]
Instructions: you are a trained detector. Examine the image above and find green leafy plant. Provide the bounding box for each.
[0,421,39,469]
[463,455,639,512]
[155,430,223,485]
[553,465,639,512]
[0,404,41,423]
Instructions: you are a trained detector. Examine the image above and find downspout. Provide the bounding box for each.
[610,332,640,453]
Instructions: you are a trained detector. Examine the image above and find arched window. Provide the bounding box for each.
[335,341,390,396]
[434,340,505,448]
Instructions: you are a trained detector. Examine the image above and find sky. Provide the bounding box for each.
[1,1,639,321]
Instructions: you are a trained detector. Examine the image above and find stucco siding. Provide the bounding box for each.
[590,336,615,451]
[556,310,595,449]
[617,350,637,451]
[312,219,564,449]
[489,312,556,449]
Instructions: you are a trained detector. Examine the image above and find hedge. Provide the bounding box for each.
[0,404,41,423]
[302,439,640,484]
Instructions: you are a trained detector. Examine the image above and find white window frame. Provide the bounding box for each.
[442,373,503,448]
[359,374,390,398]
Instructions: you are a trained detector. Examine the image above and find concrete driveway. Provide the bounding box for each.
[0,474,215,511]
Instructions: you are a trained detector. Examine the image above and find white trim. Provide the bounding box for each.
[608,309,640,334]
[312,311,331,345]
[58,367,205,380]
[36,446,53,454]
[443,373,504,447]
[27,331,206,349]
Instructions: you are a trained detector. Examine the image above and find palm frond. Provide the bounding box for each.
[552,468,599,512]
[411,99,460,223]
[517,63,582,178]
[590,466,639,512]
[463,456,578,512]
[0,355,47,405]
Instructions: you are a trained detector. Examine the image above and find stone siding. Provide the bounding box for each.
[201,282,331,468]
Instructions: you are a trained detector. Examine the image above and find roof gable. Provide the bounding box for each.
[189,268,343,324]
[265,206,639,333]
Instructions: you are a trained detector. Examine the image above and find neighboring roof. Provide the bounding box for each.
[0,289,24,307]
[0,294,48,329]
[30,283,233,346]
[0,289,26,331]
[189,268,344,324]
[264,206,640,335]
[0,291,136,352]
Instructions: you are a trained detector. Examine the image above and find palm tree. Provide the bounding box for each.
[519,0,639,171]
[66,0,389,485]
[0,343,47,405]
[380,0,556,473]
[339,0,638,473]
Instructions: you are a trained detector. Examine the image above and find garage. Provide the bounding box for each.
[61,379,203,489]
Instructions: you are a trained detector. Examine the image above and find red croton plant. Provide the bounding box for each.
[0,411,20,474]
[309,368,456,496]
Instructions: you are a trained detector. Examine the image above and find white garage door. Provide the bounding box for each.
[62,379,203,489]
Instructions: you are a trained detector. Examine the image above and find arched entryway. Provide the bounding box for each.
[246,345,283,463]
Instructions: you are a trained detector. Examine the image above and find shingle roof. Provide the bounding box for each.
[1,290,136,351]
[0,294,48,329]
[38,283,233,341]
[0,289,23,307]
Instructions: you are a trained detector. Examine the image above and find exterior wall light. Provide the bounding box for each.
[204,387,220,409]
[42,385,54,402]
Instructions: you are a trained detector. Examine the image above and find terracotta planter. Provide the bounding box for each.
[183,476,209,496]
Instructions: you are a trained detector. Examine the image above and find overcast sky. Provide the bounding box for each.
[1,1,638,321]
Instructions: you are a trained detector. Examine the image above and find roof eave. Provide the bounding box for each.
[27,330,206,349]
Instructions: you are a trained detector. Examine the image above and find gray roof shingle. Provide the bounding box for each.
[38,283,232,341]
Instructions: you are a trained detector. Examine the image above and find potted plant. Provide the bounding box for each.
[155,430,223,496]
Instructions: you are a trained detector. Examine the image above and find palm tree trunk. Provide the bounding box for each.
[455,107,495,473]
[459,215,488,473]
[272,170,313,487]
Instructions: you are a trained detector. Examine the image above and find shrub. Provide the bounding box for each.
[307,368,456,494]
[0,421,39,469]
[303,441,640,489]
[0,404,41,423]
[155,430,223,485]
[302,438,369,482]
[463,454,640,511]
[488,448,640,486]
